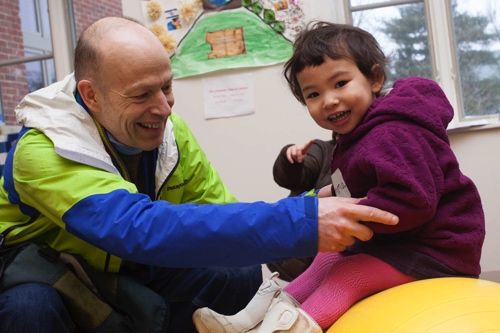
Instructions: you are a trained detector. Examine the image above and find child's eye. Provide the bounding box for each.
[306,92,319,99]
[336,81,347,88]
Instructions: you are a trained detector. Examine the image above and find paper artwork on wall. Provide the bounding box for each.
[141,0,305,79]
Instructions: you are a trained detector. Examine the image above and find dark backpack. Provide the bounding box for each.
[0,241,168,333]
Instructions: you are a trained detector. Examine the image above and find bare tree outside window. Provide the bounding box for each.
[349,0,500,119]
[352,2,432,89]
[452,0,500,117]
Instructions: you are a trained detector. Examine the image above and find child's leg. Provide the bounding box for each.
[300,253,417,329]
[284,252,342,304]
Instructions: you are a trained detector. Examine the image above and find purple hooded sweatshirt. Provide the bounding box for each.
[331,77,485,279]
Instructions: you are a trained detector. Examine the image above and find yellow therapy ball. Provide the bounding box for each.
[327,277,500,333]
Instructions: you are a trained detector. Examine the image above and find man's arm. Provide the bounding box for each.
[7,130,398,269]
[65,194,398,267]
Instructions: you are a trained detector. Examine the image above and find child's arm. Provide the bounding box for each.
[273,139,329,195]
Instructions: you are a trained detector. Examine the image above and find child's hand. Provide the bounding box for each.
[286,139,315,164]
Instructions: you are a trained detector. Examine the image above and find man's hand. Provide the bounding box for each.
[317,184,332,198]
[317,197,398,252]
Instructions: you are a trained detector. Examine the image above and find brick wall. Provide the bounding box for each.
[0,0,122,126]
[0,0,28,125]
[73,0,123,39]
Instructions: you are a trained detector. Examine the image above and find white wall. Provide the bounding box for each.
[173,66,330,202]
[448,129,500,272]
[122,1,500,273]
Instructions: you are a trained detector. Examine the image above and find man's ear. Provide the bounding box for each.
[370,64,385,93]
[77,80,101,113]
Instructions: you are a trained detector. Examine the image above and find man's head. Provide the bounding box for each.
[75,16,174,151]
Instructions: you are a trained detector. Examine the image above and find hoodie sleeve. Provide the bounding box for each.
[273,141,326,194]
[354,122,446,234]
[336,77,456,234]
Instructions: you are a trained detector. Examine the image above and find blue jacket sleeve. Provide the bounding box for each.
[64,191,319,267]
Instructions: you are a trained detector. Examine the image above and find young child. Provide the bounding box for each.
[193,21,485,332]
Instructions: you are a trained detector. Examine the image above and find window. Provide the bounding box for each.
[451,0,500,119]
[0,0,56,125]
[20,0,56,92]
[338,0,500,130]
[0,0,122,126]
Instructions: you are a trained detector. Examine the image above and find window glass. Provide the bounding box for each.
[452,0,500,118]
[19,0,39,33]
[0,0,54,125]
[40,0,51,37]
[24,51,55,92]
[351,0,394,6]
[351,2,431,88]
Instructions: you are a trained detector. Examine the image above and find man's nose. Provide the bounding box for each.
[151,91,173,116]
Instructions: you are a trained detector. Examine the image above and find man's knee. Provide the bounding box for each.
[0,283,75,333]
[4,283,64,311]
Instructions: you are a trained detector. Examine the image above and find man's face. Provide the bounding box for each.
[92,43,175,151]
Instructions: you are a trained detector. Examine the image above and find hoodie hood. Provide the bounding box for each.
[346,77,454,145]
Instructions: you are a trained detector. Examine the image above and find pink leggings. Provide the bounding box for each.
[283,252,417,329]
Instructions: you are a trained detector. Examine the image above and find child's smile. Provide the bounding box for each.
[297,57,383,134]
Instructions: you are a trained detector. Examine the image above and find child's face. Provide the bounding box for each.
[297,57,383,135]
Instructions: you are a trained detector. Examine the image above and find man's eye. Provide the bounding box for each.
[162,85,172,93]
[135,93,149,100]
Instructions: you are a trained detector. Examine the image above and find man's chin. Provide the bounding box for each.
[140,138,164,151]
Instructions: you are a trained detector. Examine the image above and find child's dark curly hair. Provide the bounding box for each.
[284,21,388,105]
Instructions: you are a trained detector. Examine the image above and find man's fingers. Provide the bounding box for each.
[326,197,397,225]
[352,204,399,225]
[316,197,398,252]
[350,222,374,242]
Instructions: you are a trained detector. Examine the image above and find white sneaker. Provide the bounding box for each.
[256,298,322,333]
[193,272,299,333]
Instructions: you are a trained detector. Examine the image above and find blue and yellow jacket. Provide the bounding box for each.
[0,74,318,272]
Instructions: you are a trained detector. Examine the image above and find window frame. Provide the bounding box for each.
[46,0,76,80]
[334,0,500,131]
[0,0,75,122]
[0,0,75,77]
